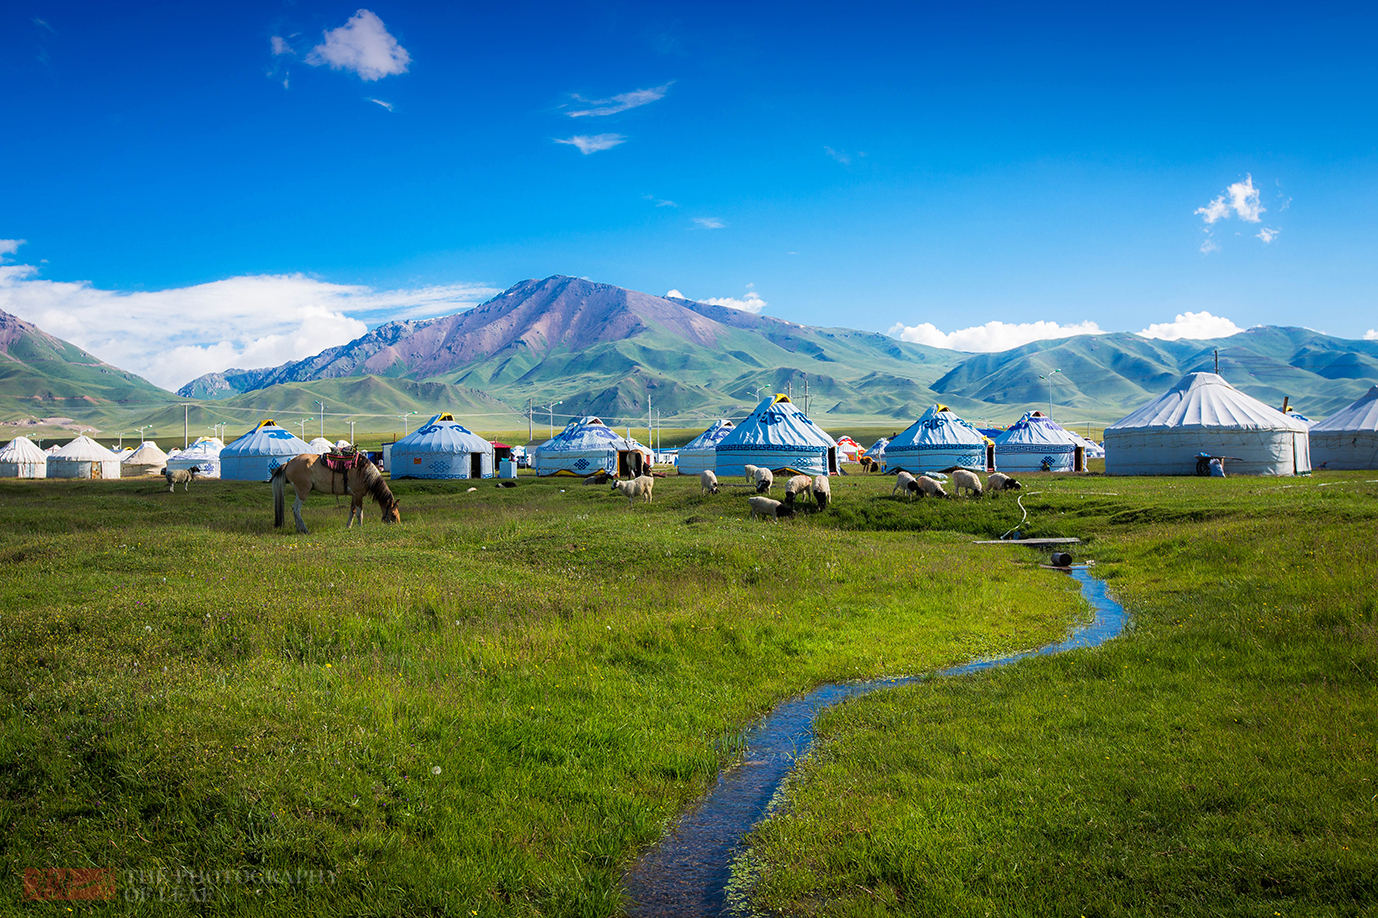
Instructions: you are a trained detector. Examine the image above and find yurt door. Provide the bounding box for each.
[1075,446,1085,473]
[986,444,996,471]
[470,453,483,479]
[828,447,838,474]
[617,451,635,478]
[90,462,102,480]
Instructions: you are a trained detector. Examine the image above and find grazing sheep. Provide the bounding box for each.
[915,475,949,499]
[783,474,812,506]
[952,469,984,498]
[811,474,831,511]
[743,464,759,483]
[748,495,794,521]
[610,475,654,506]
[494,480,518,488]
[754,467,774,494]
[892,470,920,500]
[700,470,720,495]
[162,466,199,492]
[583,469,611,485]
[987,472,1021,494]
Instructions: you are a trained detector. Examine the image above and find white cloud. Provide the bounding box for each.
[1256,226,1280,243]
[1195,197,1231,225]
[1200,237,1220,255]
[0,264,498,391]
[555,134,625,154]
[692,217,725,229]
[566,83,672,117]
[270,35,294,55]
[641,194,677,207]
[1137,311,1244,340]
[0,239,25,259]
[664,289,685,299]
[1365,329,1378,341]
[824,146,852,165]
[665,287,767,314]
[366,97,394,111]
[1196,174,1264,224]
[305,9,410,82]
[888,319,1105,352]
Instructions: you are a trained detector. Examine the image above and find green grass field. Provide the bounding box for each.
[0,468,1373,916]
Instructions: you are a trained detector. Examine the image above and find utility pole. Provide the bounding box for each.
[647,389,652,449]
[803,374,810,416]
[527,398,533,443]
[349,420,355,445]
[182,403,190,448]
[315,401,326,439]
[1214,349,1219,374]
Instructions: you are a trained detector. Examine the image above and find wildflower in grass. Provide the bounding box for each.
[432,766,441,775]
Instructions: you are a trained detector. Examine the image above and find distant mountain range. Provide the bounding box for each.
[3,276,1377,438]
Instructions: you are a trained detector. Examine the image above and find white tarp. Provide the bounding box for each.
[677,420,735,476]
[1105,372,1311,476]
[121,440,169,476]
[533,417,650,477]
[713,395,838,477]
[391,413,495,479]
[0,436,48,478]
[46,435,122,480]
[167,437,223,478]
[993,411,1084,473]
[1310,384,1378,470]
[220,421,314,481]
[886,405,991,474]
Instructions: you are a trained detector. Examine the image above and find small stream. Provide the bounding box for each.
[620,566,1129,917]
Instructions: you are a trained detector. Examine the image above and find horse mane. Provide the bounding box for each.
[357,457,396,507]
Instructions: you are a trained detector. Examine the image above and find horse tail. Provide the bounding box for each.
[272,465,286,528]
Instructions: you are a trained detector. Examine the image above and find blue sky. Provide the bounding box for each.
[2,1,1376,390]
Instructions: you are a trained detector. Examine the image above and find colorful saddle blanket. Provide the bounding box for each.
[322,450,366,474]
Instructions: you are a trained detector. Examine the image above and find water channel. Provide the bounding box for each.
[621,566,1130,917]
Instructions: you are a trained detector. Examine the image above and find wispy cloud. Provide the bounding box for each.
[642,194,677,208]
[667,286,766,314]
[555,134,626,155]
[823,146,865,165]
[1196,174,1264,224]
[1138,311,1244,340]
[691,217,725,229]
[305,9,410,82]
[1256,226,1280,243]
[888,319,1105,351]
[0,239,26,259]
[270,35,294,55]
[566,83,672,117]
[33,17,56,34]
[0,263,498,391]
[366,97,394,111]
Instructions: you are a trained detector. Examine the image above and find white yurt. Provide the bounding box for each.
[835,436,864,463]
[307,437,334,455]
[121,440,169,476]
[1104,372,1311,476]
[533,417,651,477]
[46,435,122,480]
[713,394,839,478]
[166,437,223,478]
[1075,433,1106,460]
[885,405,993,475]
[864,437,889,462]
[676,420,735,476]
[993,411,1086,473]
[220,421,314,481]
[1309,385,1378,470]
[391,413,495,479]
[0,436,48,478]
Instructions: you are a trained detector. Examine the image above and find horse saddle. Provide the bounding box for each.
[323,449,365,473]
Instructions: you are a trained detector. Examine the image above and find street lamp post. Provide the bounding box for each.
[396,412,417,436]
[542,400,563,437]
[297,418,313,440]
[315,401,327,439]
[1039,369,1061,420]
[349,420,356,445]
[137,424,154,443]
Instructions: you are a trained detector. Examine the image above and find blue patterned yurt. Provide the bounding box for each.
[713,394,838,478]
[220,420,314,481]
[993,411,1085,473]
[676,420,735,476]
[885,405,992,475]
[391,413,495,479]
[167,437,223,478]
[533,417,651,477]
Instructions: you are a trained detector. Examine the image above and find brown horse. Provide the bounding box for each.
[271,453,400,533]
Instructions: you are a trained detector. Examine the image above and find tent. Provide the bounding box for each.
[885,405,993,475]
[1309,384,1378,471]
[121,440,169,476]
[46,435,122,480]
[864,438,889,461]
[391,413,495,479]
[167,437,223,478]
[992,411,1085,473]
[307,437,334,454]
[220,420,314,481]
[676,420,736,476]
[1104,372,1311,476]
[713,394,838,478]
[0,436,48,478]
[533,417,651,477]
[835,436,864,463]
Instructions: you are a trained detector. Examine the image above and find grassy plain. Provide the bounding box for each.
[1,470,1082,916]
[744,472,1378,917]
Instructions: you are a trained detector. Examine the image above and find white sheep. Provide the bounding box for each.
[163,466,199,492]
[952,469,984,498]
[892,470,919,500]
[915,475,949,499]
[743,464,759,483]
[748,495,794,521]
[610,476,654,506]
[783,474,812,506]
[700,470,720,495]
[811,474,831,511]
[754,467,774,494]
[987,472,1021,494]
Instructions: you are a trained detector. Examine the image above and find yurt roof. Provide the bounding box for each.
[176,438,223,460]
[994,411,1085,447]
[222,420,313,456]
[1311,385,1378,432]
[123,441,169,464]
[889,405,991,450]
[307,437,334,453]
[0,436,47,463]
[864,437,889,457]
[540,417,642,452]
[716,395,835,451]
[50,435,119,460]
[394,414,493,452]
[682,419,736,451]
[1107,372,1309,432]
